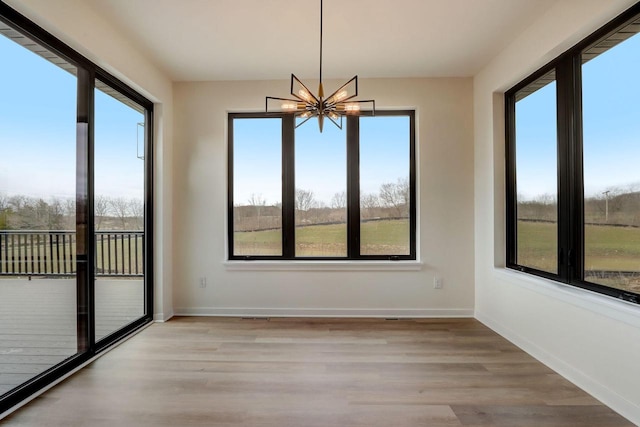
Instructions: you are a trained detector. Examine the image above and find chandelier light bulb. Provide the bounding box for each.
[298,89,312,102]
[328,90,348,104]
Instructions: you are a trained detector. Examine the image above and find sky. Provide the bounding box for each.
[2,25,638,206]
[0,34,144,202]
[515,32,640,200]
[233,115,409,206]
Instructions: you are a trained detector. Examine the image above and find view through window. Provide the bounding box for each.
[582,25,640,294]
[229,112,415,260]
[513,72,558,274]
[506,10,640,303]
[0,23,79,396]
[232,118,282,256]
[294,121,347,257]
[94,81,147,341]
[360,116,411,256]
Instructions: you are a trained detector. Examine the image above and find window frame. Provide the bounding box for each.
[228,110,416,261]
[505,2,640,305]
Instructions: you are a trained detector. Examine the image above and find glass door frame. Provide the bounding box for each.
[0,3,154,414]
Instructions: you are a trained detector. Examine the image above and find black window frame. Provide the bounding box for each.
[505,2,640,305]
[0,2,154,413]
[228,110,416,261]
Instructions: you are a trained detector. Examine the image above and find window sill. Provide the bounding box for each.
[224,260,423,271]
[495,268,640,328]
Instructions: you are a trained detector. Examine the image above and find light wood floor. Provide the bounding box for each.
[1,317,633,426]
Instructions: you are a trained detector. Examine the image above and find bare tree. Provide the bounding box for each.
[110,197,130,230]
[295,188,316,224]
[128,198,144,230]
[331,191,346,209]
[3,195,32,228]
[61,198,75,230]
[534,193,556,205]
[360,193,379,219]
[9,196,34,229]
[94,195,109,230]
[379,177,409,218]
[295,188,316,212]
[0,194,9,229]
[248,193,266,207]
[8,195,28,211]
[46,197,65,230]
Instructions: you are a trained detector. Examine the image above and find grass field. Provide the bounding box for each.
[234,219,410,256]
[517,221,640,293]
[235,219,638,293]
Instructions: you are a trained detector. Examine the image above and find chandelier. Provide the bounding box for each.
[266,0,375,132]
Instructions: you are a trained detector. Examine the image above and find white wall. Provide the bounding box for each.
[172,78,475,317]
[473,0,640,423]
[4,0,174,321]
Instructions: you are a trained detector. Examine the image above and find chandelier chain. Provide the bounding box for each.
[319,0,323,85]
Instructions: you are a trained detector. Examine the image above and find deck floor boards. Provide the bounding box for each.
[0,278,143,395]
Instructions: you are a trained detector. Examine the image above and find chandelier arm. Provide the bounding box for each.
[356,100,376,114]
[291,74,320,104]
[324,76,359,105]
[326,113,343,130]
[265,96,309,113]
[295,114,317,128]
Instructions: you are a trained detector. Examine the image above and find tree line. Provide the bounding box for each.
[517,185,640,227]
[0,193,143,231]
[234,178,409,232]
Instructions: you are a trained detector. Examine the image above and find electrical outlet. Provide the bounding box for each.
[199,277,207,288]
[433,277,443,289]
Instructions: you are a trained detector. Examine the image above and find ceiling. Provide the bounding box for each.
[84,0,556,82]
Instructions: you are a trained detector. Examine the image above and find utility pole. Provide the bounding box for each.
[603,190,610,223]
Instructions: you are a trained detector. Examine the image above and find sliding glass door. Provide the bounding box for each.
[94,81,147,342]
[0,3,153,413]
[0,22,79,397]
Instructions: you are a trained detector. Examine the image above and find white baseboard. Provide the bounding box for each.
[476,311,639,426]
[153,310,174,322]
[172,307,474,318]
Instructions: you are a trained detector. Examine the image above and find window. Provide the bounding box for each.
[0,3,153,413]
[232,118,282,256]
[228,111,416,260]
[506,3,640,305]
[512,71,558,274]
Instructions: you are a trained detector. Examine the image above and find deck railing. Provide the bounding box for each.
[0,230,144,277]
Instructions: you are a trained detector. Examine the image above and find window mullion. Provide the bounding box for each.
[556,55,581,282]
[282,115,296,258]
[346,116,360,259]
[569,54,585,284]
[76,67,95,352]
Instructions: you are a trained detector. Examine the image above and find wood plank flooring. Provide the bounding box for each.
[1,317,633,426]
